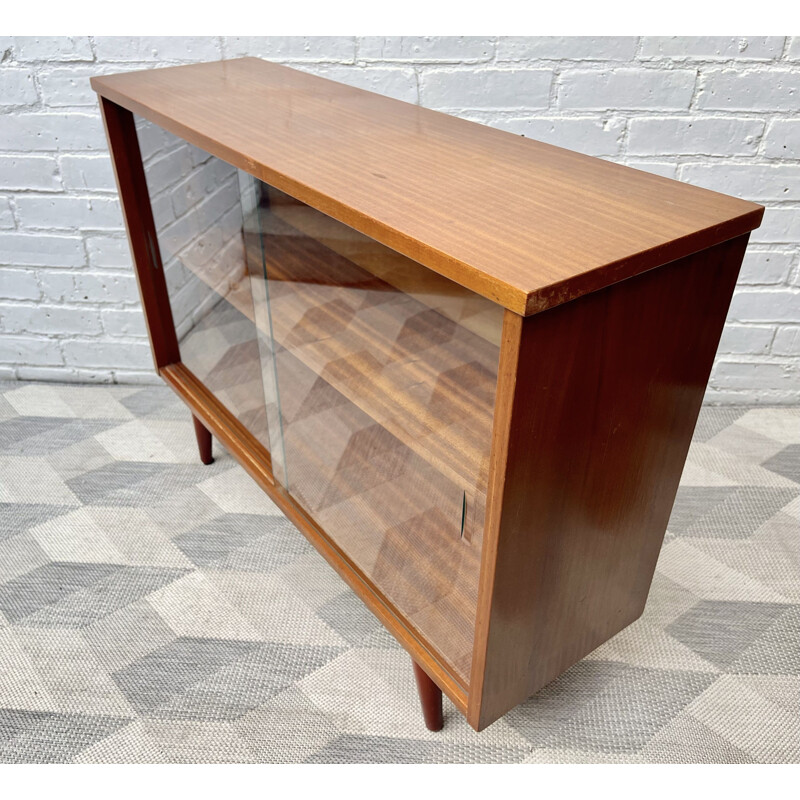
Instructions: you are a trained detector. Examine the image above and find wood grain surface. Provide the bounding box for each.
[468,234,750,730]
[99,98,180,369]
[92,59,763,316]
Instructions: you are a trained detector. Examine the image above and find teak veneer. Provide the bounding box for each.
[92,57,763,731]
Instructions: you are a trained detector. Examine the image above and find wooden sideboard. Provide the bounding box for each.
[91,58,763,732]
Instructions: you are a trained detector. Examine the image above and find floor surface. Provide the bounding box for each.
[0,381,797,763]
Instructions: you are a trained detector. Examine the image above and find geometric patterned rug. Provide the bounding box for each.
[0,380,797,763]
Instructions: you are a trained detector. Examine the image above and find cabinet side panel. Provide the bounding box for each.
[99,98,180,370]
[469,235,749,730]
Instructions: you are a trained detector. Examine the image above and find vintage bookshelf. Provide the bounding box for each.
[91,58,763,731]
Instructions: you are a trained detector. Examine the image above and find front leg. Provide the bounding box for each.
[192,415,214,465]
[412,660,443,731]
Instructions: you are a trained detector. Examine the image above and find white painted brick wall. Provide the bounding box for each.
[0,36,797,401]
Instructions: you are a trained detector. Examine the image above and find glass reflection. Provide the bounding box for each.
[136,114,503,681]
[137,116,271,451]
[248,180,502,681]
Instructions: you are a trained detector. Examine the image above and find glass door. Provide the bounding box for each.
[136,116,273,453]
[137,114,503,682]
[244,178,503,682]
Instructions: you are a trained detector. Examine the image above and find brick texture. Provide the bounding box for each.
[0,36,797,400]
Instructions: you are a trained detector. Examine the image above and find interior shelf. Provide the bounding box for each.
[257,227,500,493]
[179,210,501,496]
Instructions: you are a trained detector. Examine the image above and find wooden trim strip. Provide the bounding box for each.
[467,309,525,729]
[99,97,180,369]
[161,363,274,488]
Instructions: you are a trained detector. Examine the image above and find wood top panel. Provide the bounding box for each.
[92,58,763,315]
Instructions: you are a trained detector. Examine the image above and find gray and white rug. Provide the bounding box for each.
[0,380,797,763]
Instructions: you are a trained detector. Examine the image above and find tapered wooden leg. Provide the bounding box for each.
[412,660,443,731]
[192,415,214,465]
